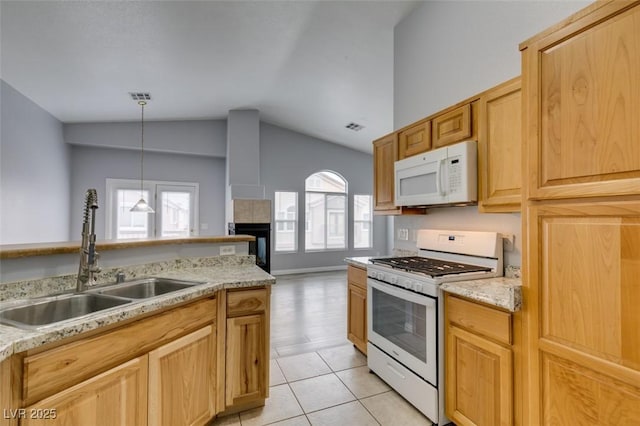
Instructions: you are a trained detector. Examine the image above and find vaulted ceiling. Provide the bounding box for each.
[1,1,421,153]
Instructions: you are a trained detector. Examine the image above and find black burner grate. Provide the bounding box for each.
[370,256,491,277]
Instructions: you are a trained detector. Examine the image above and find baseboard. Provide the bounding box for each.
[270,265,347,276]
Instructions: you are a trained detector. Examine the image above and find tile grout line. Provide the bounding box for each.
[332,364,384,426]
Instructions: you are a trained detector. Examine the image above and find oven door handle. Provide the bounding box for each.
[367,278,437,306]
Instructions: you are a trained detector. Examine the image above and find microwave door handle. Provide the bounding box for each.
[439,158,447,196]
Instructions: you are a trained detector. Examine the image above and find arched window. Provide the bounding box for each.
[305,171,347,251]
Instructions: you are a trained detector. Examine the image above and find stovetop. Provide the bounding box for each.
[370,256,491,277]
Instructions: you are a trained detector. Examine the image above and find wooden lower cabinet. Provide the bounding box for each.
[223,287,270,410]
[23,356,148,426]
[148,325,216,426]
[225,315,268,407]
[445,294,513,426]
[347,265,367,354]
[524,200,640,425]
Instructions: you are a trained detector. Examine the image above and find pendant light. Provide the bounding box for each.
[130,100,155,213]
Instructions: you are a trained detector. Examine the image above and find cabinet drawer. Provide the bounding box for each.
[446,295,511,345]
[227,288,268,317]
[347,265,367,289]
[432,104,471,148]
[22,297,216,406]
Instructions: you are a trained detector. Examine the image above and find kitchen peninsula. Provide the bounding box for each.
[0,235,274,426]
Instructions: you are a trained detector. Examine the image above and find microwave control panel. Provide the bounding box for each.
[448,158,462,193]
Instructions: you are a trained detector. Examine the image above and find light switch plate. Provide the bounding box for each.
[397,228,409,241]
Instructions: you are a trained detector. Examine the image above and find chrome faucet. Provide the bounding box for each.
[77,189,101,292]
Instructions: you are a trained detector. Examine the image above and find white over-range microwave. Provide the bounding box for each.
[394,140,477,207]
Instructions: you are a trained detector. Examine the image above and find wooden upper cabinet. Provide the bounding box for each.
[522,2,640,201]
[398,120,431,159]
[432,103,472,149]
[373,134,399,212]
[478,77,522,213]
[372,134,425,215]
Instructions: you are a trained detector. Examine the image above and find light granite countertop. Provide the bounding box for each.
[0,256,274,363]
[344,256,377,268]
[345,255,522,312]
[440,277,522,312]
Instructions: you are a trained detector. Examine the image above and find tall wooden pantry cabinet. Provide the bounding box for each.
[520,1,640,424]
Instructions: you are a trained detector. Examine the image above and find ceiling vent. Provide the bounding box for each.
[129,92,151,101]
[345,122,365,131]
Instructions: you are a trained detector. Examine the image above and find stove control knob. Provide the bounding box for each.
[389,276,398,285]
[414,283,424,293]
[369,271,377,279]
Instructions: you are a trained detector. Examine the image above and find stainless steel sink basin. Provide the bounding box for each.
[89,277,203,299]
[0,293,131,329]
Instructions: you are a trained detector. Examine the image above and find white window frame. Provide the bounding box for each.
[353,194,373,249]
[304,171,348,252]
[274,191,298,253]
[105,178,199,239]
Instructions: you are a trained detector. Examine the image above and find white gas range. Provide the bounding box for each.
[367,229,503,425]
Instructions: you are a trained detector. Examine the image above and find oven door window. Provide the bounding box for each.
[368,280,437,385]
[371,288,427,362]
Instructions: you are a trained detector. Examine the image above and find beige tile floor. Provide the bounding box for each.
[212,344,434,426]
[212,272,434,425]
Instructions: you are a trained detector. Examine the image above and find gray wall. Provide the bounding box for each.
[69,145,226,240]
[65,119,227,157]
[260,122,386,272]
[0,80,71,244]
[392,1,589,267]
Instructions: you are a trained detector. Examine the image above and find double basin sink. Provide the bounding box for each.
[0,277,205,330]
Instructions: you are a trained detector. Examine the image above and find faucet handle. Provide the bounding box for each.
[116,271,126,284]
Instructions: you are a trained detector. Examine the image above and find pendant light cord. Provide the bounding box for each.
[139,100,146,196]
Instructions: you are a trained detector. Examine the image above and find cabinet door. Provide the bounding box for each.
[478,78,522,213]
[347,282,367,354]
[23,356,148,426]
[523,2,640,200]
[373,134,398,212]
[432,104,471,149]
[148,325,216,426]
[526,201,640,425]
[226,314,268,407]
[446,325,512,426]
[398,121,431,159]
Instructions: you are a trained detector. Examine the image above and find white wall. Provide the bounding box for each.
[69,145,226,240]
[0,80,71,244]
[394,0,591,128]
[393,1,590,267]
